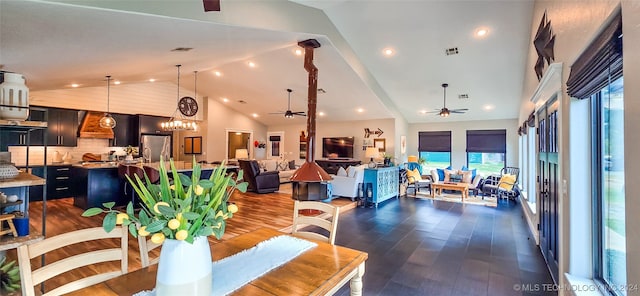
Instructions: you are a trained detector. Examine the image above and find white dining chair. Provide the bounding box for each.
[138,234,162,268]
[292,200,340,245]
[17,226,128,296]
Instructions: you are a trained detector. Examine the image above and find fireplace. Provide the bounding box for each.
[292,182,331,201]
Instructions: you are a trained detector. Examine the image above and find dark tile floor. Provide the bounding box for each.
[335,197,554,296]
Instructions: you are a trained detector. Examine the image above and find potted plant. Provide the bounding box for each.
[0,256,20,294]
[382,153,394,167]
[82,158,247,295]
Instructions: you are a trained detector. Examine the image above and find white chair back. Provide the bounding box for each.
[292,200,340,245]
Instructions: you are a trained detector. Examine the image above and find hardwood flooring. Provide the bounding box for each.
[11,188,553,295]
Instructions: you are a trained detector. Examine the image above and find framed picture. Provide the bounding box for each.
[373,138,386,152]
[363,138,373,151]
[400,135,406,154]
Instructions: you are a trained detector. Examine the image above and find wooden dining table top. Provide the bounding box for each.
[67,227,368,296]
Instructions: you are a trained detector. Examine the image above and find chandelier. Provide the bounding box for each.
[161,65,197,131]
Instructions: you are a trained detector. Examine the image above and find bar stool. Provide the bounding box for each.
[0,214,18,237]
[143,166,160,184]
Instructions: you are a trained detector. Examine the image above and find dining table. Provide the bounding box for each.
[67,227,368,296]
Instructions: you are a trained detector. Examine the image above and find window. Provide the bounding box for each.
[527,127,536,204]
[567,10,624,295]
[592,77,625,294]
[466,130,506,177]
[418,131,451,171]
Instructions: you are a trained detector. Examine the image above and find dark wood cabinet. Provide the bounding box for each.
[73,167,125,210]
[46,108,79,147]
[0,107,48,149]
[30,165,76,201]
[109,113,136,147]
[136,114,172,136]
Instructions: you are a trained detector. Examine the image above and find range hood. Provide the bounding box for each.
[78,111,114,139]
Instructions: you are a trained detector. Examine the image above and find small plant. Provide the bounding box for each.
[417,157,426,165]
[0,256,20,294]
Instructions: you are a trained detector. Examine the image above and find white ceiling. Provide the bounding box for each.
[0,0,534,126]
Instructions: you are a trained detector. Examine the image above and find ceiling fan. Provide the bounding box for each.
[427,83,468,117]
[269,89,306,118]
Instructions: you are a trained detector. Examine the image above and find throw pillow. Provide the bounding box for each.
[406,168,421,183]
[347,165,357,178]
[277,160,288,171]
[461,165,468,171]
[436,168,445,181]
[498,174,516,190]
[288,160,296,170]
[444,169,457,182]
[461,171,472,183]
[258,161,267,172]
[264,160,277,172]
[336,167,348,177]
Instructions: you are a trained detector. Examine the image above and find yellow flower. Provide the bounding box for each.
[168,219,180,230]
[194,185,204,195]
[176,213,183,221]
[116,213,129,225]
[170,184,176,191]
[138,226,150,237]
[151,233,165,244]
[154,202,170,214]
[228,204,238,213]
[215,210,223,218]
[175,229,188,241]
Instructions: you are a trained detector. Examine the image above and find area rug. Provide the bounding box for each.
[414,191,497,207]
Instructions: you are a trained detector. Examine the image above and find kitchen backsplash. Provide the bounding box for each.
[9,138,127,166]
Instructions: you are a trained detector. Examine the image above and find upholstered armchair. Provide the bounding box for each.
[238,160,280,193]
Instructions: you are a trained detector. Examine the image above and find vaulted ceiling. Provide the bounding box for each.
[0,0,534,126]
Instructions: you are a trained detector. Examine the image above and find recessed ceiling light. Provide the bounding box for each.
[114,81,121,85]
[214,71,222,77]
[71,84,79,88]
[252,113,259,118]
[318,111,325,116]
[356,108,364,113]
[149,78,156,82]
[294,49,303,56]
[383,48,395,56]
[247,61,256,68]
[222,97,229,102]
[419,110,428,114]
[483,105,494,110]
[475,28,489,38]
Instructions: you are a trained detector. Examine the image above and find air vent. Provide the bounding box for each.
[458,94,469,99]
[171,47,193,52]
[445,47,459,55]
[238,100,247,104]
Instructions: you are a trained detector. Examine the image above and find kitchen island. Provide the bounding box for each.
[72,161,239,209]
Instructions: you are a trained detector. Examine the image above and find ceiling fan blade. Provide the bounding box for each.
[268,111,286,115]
[203,0,220,11]
[451,108,469,111]
[450,110,467,114]
[425,110,441,114]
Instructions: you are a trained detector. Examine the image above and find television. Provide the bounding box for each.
[322,137,354,159]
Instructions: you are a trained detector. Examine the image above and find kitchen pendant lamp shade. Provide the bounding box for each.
[99,75,116,128]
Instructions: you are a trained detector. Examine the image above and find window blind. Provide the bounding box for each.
[566,11,622,99]
[418,131,451,152]
[466,130,506,153]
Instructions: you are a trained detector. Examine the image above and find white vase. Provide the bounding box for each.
[0,72,29,120]
[156,236,212,296]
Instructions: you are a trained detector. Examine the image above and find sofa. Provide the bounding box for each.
[329,164,366,201]
[258,159,298,183]
[430,168,483,196]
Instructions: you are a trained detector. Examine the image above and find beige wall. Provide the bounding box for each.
[268,118,395,164]
[518,0,639,292]
[407,119,519,170]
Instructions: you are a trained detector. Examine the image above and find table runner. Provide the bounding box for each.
[134,235,317,296]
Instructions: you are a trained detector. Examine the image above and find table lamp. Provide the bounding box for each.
[235,148,249,160]
[365,147,379,168]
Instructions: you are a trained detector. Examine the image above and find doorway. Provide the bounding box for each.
[267,131,284,159]
[537,97,559,283]
[225,129,253,160]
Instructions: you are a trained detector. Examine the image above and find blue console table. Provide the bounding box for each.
[364,167,399,208]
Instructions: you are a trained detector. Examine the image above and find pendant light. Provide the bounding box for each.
[161,65,197,131]
[99,75,116,128]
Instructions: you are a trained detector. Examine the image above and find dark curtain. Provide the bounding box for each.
[466,130,506,153]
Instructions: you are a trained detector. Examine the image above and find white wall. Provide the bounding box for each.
[268,118,395,164]
[407,119,519,170]
[517,1,639,293]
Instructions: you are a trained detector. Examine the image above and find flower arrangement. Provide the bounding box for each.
[124,145,138,156]
[82,158,247,244]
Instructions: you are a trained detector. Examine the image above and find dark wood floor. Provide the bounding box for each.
[334,197,554,296]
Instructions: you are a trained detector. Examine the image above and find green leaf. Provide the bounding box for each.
[179,174,192,186]
[81,208,103,217]
[145,220,167,233]
[157,205,176,216]
[236,182,248,193]
[103,212,117,233]
[182,212,200,220]
[128,223,138,238]
[139,209,150,225]
[102,201,116,209]
[197,227,213,237]
[236,169,244,181]
[198,179,214,189]
[126,202,134,216]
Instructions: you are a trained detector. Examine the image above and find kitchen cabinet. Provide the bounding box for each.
[109,113,136,147]
[30,165,75,201]
[73,166,125,210]
[0,107,48,149]
[136,114,172,136]
[46,108,79,147]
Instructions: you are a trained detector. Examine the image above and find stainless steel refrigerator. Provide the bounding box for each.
[140,134,172,162]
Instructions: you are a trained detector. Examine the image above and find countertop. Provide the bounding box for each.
[73,161,238,171]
